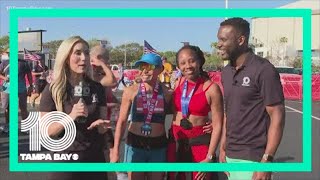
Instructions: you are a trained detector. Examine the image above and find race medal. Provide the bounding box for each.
[140,82,159,136]
[141,123,152,136]
[180,79,198,130]
[180,118,192,130]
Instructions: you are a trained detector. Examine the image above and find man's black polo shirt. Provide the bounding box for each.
[221,52,284,162]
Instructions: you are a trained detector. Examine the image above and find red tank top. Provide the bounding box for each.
[173,77,213,116]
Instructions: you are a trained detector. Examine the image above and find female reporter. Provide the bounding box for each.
[39,36,111,180]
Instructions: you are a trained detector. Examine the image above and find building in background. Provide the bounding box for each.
[251,0,320,66]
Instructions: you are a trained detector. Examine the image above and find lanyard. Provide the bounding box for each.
[140,82,159,124]
[181,80,198,119]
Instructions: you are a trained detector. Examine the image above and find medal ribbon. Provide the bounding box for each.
[140,82,159,124]
[181,79,198,119]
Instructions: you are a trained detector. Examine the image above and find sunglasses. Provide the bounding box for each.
[138,63,157,71]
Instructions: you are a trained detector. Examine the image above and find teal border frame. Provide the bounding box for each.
[9,8,312,172]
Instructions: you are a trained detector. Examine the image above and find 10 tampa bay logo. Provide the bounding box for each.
[20,111,79,161]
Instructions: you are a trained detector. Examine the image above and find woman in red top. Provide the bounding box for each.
[170,45,223,180]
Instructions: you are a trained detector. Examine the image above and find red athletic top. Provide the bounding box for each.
[173,77,213,116]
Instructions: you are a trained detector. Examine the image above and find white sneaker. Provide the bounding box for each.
[117,172,128,180]
[0,125,9,133]
[3,126,9,133]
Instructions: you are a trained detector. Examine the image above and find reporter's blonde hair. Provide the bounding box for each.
[50,36,90,111]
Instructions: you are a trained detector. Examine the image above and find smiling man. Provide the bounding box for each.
[217,18,286,180]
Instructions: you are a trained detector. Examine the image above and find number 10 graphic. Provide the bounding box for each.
[21,111,77,152]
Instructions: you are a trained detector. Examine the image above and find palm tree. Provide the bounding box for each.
[279,37,288,65]
[280,37,288,44]
[211,42,218,49]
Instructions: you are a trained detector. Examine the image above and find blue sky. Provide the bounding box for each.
[0,0,295,52]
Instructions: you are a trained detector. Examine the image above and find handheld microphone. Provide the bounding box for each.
[74,80,90,123]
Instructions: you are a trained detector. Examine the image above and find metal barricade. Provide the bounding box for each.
[280,74,302,100]
[312,74,320,101]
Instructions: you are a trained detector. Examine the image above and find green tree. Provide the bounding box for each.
[207,42,224,70]
[210,42,218,49]
[312,64,320,73]
[87,38,112,50]
[0,35,9,55]
[110,42,143,66]
[210,42,218,54]
[43,38,112,59]
[159,51,177,65]
[291,57,302,68]
[204,54,224,71]
[43,40,63,59]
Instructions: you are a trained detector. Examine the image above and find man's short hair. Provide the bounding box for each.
[220,17,250,41]
[90,45,109,61]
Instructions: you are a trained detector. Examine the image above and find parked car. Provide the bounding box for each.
[295,68,302,75]
[275,66,301,75]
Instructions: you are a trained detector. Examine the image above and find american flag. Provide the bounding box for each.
[24,48,41,61]
[143,40,160,55]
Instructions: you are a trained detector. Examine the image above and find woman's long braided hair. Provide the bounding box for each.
[176,45,210,79]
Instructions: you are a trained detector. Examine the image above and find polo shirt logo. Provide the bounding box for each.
[92,93,98,103]
[242,77,250,86]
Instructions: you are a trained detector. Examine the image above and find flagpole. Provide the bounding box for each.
[124,42,127,66]
[225,0,228,20]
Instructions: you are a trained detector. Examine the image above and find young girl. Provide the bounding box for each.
[171,45,224,180]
